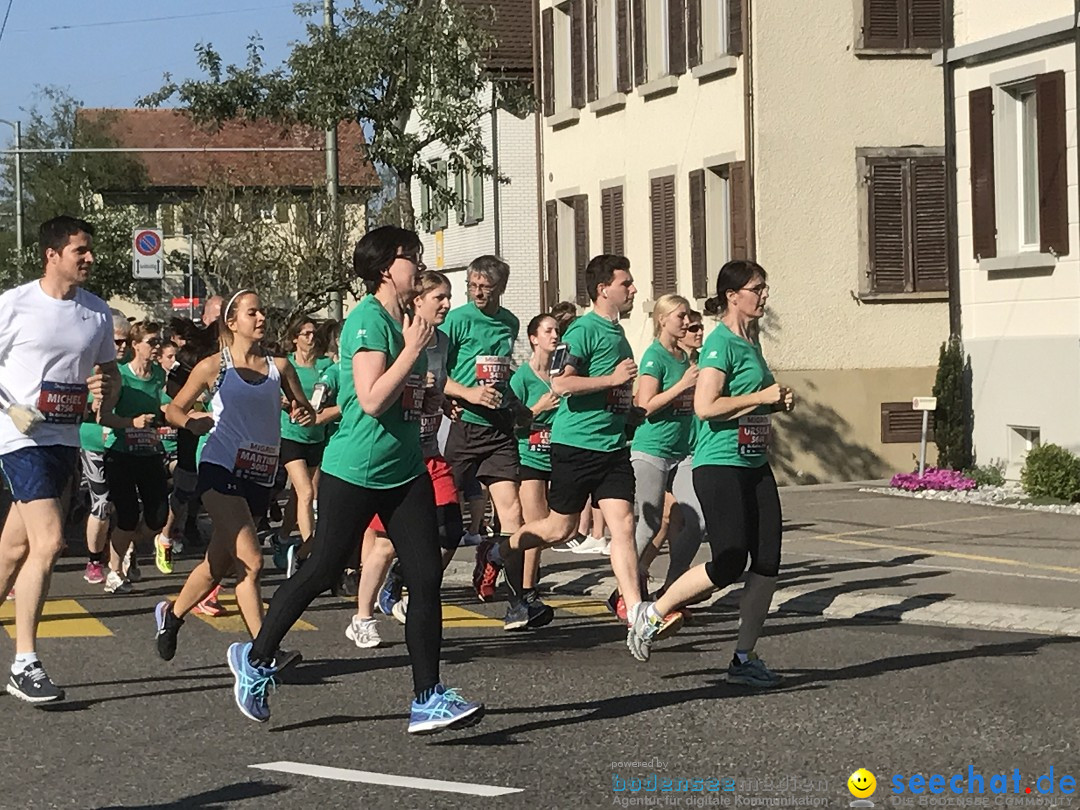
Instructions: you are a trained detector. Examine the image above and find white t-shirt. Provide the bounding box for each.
[0,280,114,454]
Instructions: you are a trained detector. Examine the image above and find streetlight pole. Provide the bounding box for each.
[325,0,343,321]
[0,119,23,254]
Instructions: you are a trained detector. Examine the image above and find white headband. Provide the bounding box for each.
[225,289,255,319]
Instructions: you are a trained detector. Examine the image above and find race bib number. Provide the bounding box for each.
[124,428,160,451]
[527,424,551,454]
[737,414,771,456]
[37,381,88,424]
[475,355,512,386]
[402,374,426,422]
[672,387,695,416]
[420,411,441,443]
[158,425,179,444]
[234,442,279,486]
[606,383,633,414]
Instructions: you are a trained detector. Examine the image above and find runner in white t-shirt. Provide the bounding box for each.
[0,216,119,704]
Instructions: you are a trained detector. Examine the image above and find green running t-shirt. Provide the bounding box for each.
[631,340,694,459]
[440,302,519,428]
[509,363,556,472]
[280,354,332,445]
[693,321,775,469]
[321,296,427,489]
[550,310,634,453]
[106,363,166,456]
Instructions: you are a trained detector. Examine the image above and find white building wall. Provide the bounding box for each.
[953,0,1074,48]
[411,83,541,360]
[952,39,1080,471]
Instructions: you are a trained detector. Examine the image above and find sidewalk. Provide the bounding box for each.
[444,485,1080,636]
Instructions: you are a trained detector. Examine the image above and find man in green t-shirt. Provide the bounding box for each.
[473,255,680,640]
[442,256,552,631]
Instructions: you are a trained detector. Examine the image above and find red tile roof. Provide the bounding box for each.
[77,108,379,191]
[460,0,535,76]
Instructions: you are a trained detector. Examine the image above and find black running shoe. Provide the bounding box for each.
[154,600,183,661]
[6,661,64,704]
[526,599,555,629]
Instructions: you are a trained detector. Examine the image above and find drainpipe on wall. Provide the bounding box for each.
[532,0,549,309]
[491,81,502,258]
[742,0,757,258]
[943,0,962,338]
[1074,0,1079,291]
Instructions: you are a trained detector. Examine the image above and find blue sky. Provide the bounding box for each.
[0,1,316,129]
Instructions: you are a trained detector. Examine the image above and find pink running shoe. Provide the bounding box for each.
[193,586,225,617]
[83,561,106,585]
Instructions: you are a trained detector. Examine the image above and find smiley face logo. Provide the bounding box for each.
[848,769,876,798]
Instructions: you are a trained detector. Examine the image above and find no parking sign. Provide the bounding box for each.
[132,228,164,279]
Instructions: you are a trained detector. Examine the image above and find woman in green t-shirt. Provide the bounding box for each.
[273,316,333,575]
[230,226,484,733]
[628,260,794,687]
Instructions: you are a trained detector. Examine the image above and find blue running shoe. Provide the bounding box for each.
[271,539,290,571]
[227,642,277,723]
[376,566,403,616]
[408,684,485,735]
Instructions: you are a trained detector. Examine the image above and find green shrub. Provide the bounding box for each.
[933,337,972,471]
[965,461,1005,488]
[1021,444,1080,502]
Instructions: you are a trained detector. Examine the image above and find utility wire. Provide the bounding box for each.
[0,0,15,49]
[13,4,297,34]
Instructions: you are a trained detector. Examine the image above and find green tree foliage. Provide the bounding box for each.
[932,336,972,471]
[1021,443,1080,502]
[0,88,156,303]
[139,0,534,229]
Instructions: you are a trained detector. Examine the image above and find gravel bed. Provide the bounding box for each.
[860,483,1080,515]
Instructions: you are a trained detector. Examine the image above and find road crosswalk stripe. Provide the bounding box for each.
[0,598,112,638]
[442,604,501,628]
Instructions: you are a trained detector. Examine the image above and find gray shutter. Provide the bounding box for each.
[601,185,625,255]
[865,0,905,49]
[729,161,748,259]
[632,0,647,86]
[571,0,586,109]
[689,169,708,299]
[910,157,948,292]
[546,199,559,301]
[586,0,599,102]
[573,195,590,305]
[616,0,632,93]
[668,0,686,76]
[687,0,702,68]
[908,0,944,49]
[651,175,677,297]
[968,86,997,259]
[867,158,909,292]
[728,0,743,56]
[1036,70,1069,257]
[542,8,555,116]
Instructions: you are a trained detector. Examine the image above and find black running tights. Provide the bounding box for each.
[251,472,443,697]
[693,464,783,588]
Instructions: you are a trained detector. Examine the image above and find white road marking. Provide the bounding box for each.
[250,761,523,797]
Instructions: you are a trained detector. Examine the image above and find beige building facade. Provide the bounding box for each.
[539,0,950,482]
[938,3,1080,476]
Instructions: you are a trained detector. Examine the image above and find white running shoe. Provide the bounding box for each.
[391,595,408,625]
[571,535,608,555]
[104,570,133,595]
[345,616,381,649]
[551,535,585,553]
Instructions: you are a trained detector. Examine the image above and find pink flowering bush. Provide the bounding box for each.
[890,467,977,492]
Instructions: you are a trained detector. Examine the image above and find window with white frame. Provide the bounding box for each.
[456,165,484,226]
[994,81,1041,254]
[554,2,573,111]
[701,0,729,61]
[705,165,732,270]
[646,0,668,80]
[1015,86,1040,251]
[597,0,619,96]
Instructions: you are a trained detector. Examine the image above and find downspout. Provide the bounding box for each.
[943,0,961,337]
[492,81,502,257]
[742,0,756,258]
[532,0,549,309]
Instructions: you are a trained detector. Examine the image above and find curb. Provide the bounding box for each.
[443,560,1080,638]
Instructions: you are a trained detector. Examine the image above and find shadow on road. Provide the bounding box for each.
[96,780,288,809]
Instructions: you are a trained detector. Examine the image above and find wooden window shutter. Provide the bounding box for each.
[968,86,997,260]
[601,185,625,254]
[1036,70,1070,257]
[616,0,632,93]
[542,8,555,116]
[728,0,743,56]
[867,158,908,292]
[881,402,935,443]
[908,0,944,48]
[571,0,586,109]
[585,0,599,102]
[911,157,948,292]
[651,176,677,297]
[545,200,559,299]
[864,0,904,49]
[689,169,708,299]
[668,0,687,76]
[729,161,748,259]
[573,195,591,306]
[687,0,702,68]
[454,169,465,225]
[632,0,647,86]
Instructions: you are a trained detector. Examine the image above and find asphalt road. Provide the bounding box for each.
[3,555,1080,810]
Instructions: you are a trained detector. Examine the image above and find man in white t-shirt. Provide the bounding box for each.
[0,216,120,704]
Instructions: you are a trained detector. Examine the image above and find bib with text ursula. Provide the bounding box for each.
[234,442,279,486]
[402,374,426,422]
[37,381,88,424]
[475,355,512,386]
[737,414,771,456]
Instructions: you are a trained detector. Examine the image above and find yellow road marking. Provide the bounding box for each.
[794,514,1080,576]
[442,604,501,628]
[545,597,613,618]
[186,593,316,632]
[0,599,112,638]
